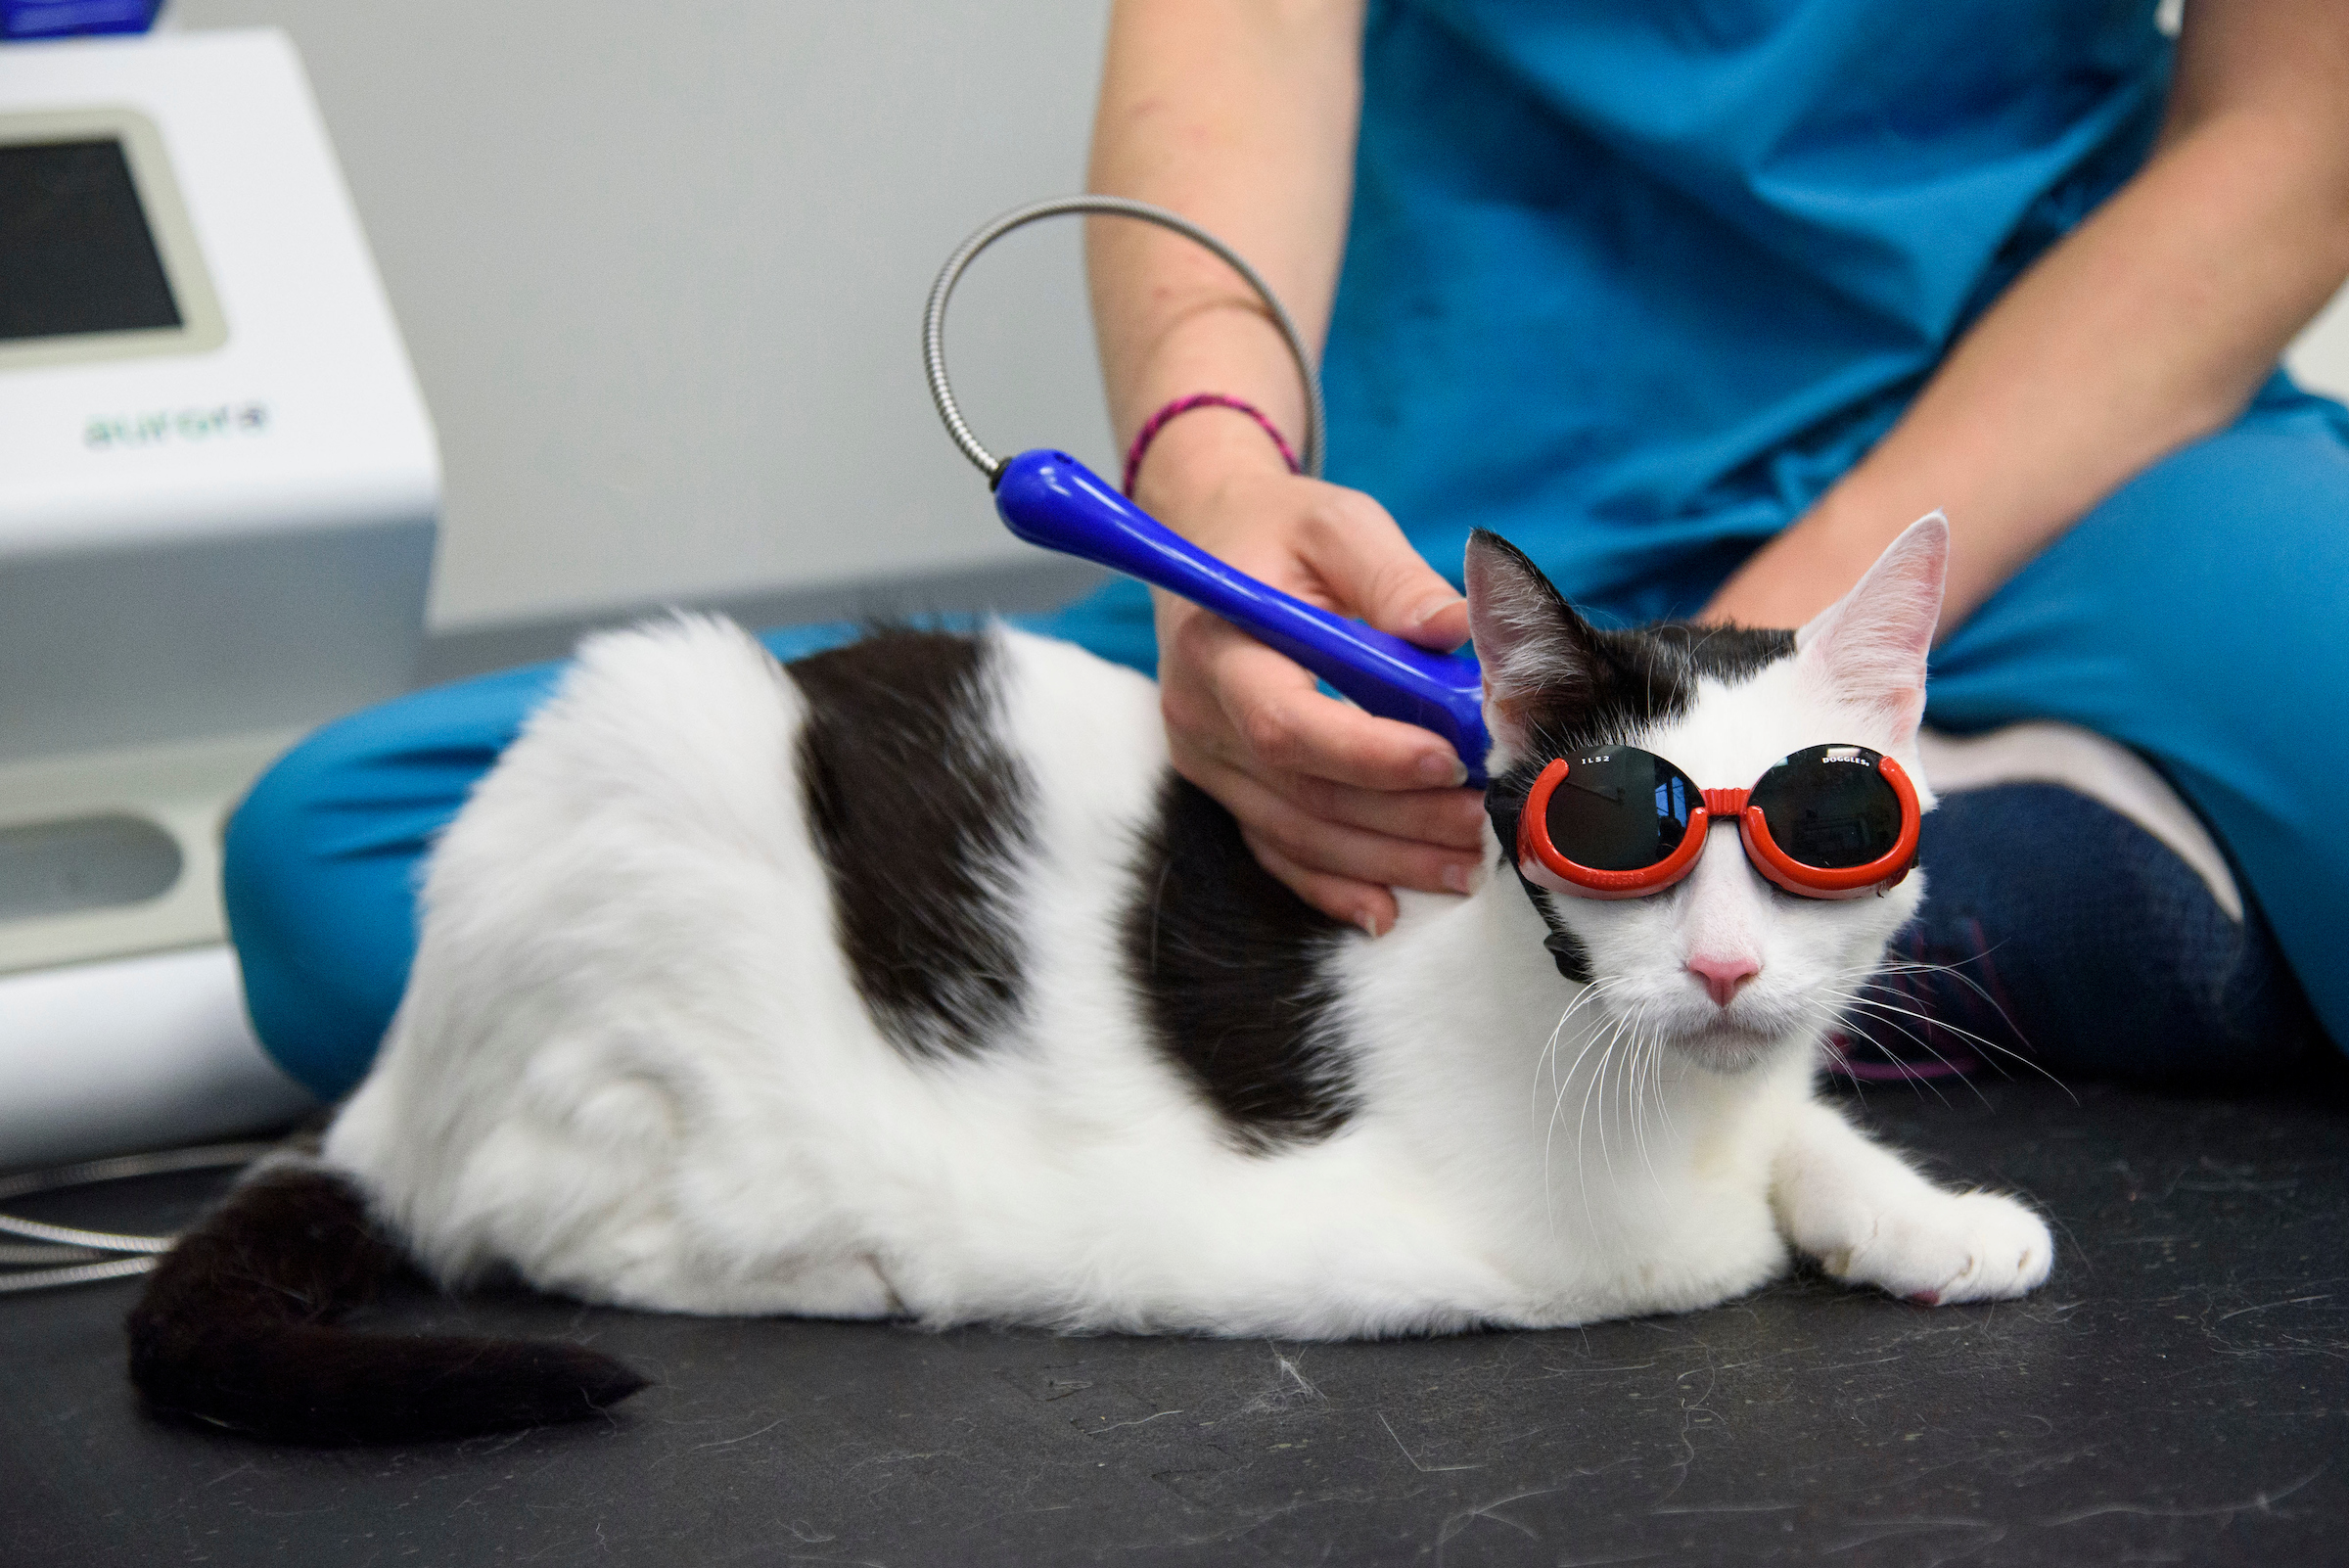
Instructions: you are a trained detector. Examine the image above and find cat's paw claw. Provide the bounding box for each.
[1822,1190,2051,1305]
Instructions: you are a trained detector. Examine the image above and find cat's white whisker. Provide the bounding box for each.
[1834,988,2076,1102]
[1625,1007,1664,1185]
[1553,995,1630,1234]
[1817,985,1998,1108]
[1534,1004,1581,1238]
[1647,1020,1683,1147]
[1617,1012,1658,1190]
[1809,989,1970,1108]
[1533,977,1623,1238]
[1853,966,2078,1100]
[1567,1003,1637,1228]
[1591,1027,1635,1198]
[1821,971,2068,1108]
[1541,995,1606,1219]
[1531,977,1616,1124]
[1870,956,2023,1035]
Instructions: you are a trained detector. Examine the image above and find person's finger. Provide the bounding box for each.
[1275,771,1488,852]
[1292,488,1471,651]
[1242,825,1400,938]
[1190,627,1471,791]
[1178,750,1484,898]
[1161,602,1455,789]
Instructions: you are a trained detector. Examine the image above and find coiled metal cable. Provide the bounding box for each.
[922,194,1325,484]
[0,1141,273,1294]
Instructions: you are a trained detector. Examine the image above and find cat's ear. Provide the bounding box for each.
[1794,511,1949,740]
[1465,529,1601,761]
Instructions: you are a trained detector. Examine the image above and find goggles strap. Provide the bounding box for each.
[1523,871,1593,983]
[1486,785,1593,984]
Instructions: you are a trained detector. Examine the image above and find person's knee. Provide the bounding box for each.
[222,686,528,1099]
[227,722,353,892]
[224,702,431,918]
[1911,785,2320,1085]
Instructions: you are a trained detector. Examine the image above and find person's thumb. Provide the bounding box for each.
[1303,495,1470,652]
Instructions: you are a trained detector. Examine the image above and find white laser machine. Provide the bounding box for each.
[0,28,438,1165]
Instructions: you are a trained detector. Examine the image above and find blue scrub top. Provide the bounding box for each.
[1322,0,2171,623]
[228,0,2349,1102]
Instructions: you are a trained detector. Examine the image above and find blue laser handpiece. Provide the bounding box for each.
[992,448,1492,785]
[926,198,1489,781]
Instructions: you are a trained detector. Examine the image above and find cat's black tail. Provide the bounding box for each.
[125,1163,649,1444]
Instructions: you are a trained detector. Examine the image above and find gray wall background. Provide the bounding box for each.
[170,3,2349,636]
[173,0,1118,634]
[2291,290,2349,420]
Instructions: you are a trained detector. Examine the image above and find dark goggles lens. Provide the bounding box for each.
[1748,745,1905,869]
[1543,747,1699,871]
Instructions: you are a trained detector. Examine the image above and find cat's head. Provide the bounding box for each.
[1464,517,1948,1072]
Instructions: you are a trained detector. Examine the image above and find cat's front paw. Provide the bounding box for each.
[1819,1189,2052,1305]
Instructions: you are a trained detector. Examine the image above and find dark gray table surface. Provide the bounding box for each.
[7,1071,2346,1567]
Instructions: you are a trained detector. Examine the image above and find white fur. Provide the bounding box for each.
[326,519,2050,1335]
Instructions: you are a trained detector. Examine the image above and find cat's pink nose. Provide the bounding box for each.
[1686,952,1761,1009]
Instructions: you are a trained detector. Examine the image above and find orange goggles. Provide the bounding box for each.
[1516,744,1921,900]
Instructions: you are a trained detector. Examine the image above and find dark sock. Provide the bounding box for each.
[1830,783,2323,1087]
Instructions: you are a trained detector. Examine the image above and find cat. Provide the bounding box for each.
[128,515,2051,1444]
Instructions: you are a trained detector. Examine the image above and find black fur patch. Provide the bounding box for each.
[1485,615,1796,825]
[1645,619,1802,686]
[791,628,1036,1059]
[1123,775,1356,1153]
[125,1165,647,1444]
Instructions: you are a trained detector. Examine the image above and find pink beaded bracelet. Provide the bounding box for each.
[1121,393,1303,497]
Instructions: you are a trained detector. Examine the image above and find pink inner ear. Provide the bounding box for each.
[1796,513,1949,730]
[1464,540,1582,759]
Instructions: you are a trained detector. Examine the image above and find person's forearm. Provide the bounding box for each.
[1086,0,1365,514]
[1082,1,1482,936]
[1706,0,2349,634]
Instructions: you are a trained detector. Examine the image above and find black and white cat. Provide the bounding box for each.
[130,516,2050,1443]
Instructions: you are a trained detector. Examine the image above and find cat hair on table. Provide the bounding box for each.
[127,516,2051,1445]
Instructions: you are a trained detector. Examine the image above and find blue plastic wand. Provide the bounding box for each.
[991,449,1490,785]
[924,197,1491,786]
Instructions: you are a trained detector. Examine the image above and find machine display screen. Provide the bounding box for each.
[0,138,183,342]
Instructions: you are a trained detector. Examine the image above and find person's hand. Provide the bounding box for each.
[1139,428,1488,936]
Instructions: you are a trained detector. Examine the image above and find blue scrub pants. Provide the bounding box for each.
[227,385,2349,1101]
